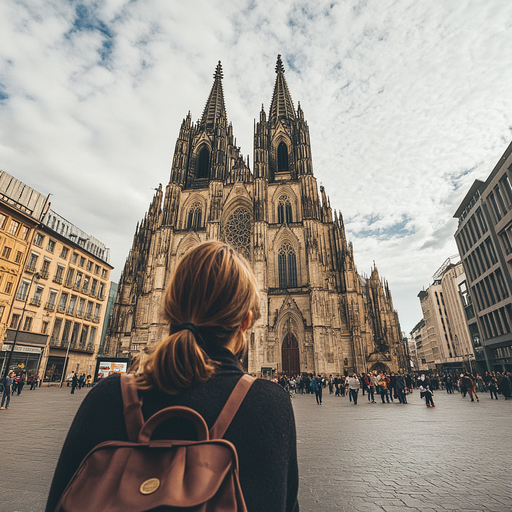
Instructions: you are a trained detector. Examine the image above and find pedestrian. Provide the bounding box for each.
[30,373,40,390]
[461,373,479,402]
[45,241,299,512]
[0,371,15,410]
[78,374,85,390]
[389,372,396,402]
[497,373,511,399]
[85,375,93,387]
[377,372,390,404]
[70,372,78,394]
[328,374,334,394]
[346,374,360,404]
[365,373,375,403]
[312,374,323,404]
[17,372,26,395]
[12,373,19,395]
[395,372,407,404]
[488,375,499,399]
[418,374,435,407]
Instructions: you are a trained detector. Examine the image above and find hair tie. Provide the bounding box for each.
[171,322,206,350]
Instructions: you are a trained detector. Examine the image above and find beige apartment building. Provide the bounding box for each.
[416,257,475,372]
[0,171,49,375]
[6,209,112,382]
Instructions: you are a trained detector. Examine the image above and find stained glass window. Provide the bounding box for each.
[278,243,297,288]
[224,207,251,257]
[278,195,292,223]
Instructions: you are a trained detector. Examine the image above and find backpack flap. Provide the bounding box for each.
[57,440,245,512]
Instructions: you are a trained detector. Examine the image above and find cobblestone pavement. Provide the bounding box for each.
[0,385,511,512]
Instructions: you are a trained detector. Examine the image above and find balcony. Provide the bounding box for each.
[16,292,28,302]
[45,301,56,311]
[53,275,63,285]
[73,284,82,292]
[57,304,66,313]
[30,297,41,307]
[82,284,89,294]
[64,280,73,288]
[26,264,37,273]
[39,269,49,280]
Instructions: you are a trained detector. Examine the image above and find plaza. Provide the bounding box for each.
[0,385,510,512]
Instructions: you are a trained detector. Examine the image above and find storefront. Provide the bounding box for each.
[0,344,43,377]
[44,355,67,383]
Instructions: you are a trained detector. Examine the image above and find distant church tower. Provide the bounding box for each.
[105,56,408,376]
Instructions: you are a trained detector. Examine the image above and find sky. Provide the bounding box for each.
[1,0,512,334]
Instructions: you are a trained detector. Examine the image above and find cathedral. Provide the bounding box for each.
[105,56,408,377]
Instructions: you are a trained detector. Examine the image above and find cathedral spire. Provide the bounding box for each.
[269,55,296,123]
[200,61,227,129]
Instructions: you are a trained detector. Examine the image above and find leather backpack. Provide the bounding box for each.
[54,374,255,512]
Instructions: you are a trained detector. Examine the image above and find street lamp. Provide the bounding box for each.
[2,272,41,380]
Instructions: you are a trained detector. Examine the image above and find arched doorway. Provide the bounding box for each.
[370,362,391,374]
[281,319,300,375]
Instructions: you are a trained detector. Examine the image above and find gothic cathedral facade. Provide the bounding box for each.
[105,56,408,376]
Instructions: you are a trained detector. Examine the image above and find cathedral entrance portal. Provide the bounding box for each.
[281,319,300,376]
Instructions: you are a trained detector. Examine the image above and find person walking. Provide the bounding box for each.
[70,373,78,394]
[395,372,407,404]
[45,241,299,512]
[461,373,479,402]
[365,373,375,403]
[17,373,26,395]
[488,375,499,399]
[378,372,390,404]
[0,371,15,410]
[346,374,360,405]
[418,374,435,407]
[312,374,323,405]
[30,373,40,390]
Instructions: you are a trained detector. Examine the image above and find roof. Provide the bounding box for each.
[269,55,296,123]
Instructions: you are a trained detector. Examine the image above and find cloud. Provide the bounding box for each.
[1,0,512,333]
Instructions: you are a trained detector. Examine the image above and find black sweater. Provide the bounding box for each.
[45,346,299,512]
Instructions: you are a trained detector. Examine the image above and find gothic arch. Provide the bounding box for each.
[271,185,299,223]
[181,193,207,230]
[176,232,201,260]
[270,133,294,181]
[272,226,302,288]
[195,144,210,179]
[277,311,305,375]
[369,362,391,374]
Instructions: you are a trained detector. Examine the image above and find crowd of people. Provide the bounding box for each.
[274,369,512,407]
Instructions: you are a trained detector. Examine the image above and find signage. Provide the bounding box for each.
[97,361,128,379]
[1,344,42,355]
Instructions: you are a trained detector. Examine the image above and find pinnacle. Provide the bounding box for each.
[275,54,285,73]
[200,61,227,129]
[214,61,223,80]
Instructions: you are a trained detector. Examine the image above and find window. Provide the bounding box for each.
[58,292,68,312]
[80,325,89,346]
[17,280,30,301]
[86,301,93,319]
[101,268,108,279]
[31,286,44,306]
[47,290,58,309]
[54,265,65,284]
[77,298,86,316]
[83,275,90,293]
[62,320,72,342]
[224,207,252,258]
[34,233,44,247]
[98,282,105,298]
[277,142,289,172]
[495,269,509,299]
[7,220,20,235]
[94,264,100,275]
[494,184,507,216]
[71,253,78,264]
[15,251,22,263]
[94,303,101,321]
[60,247,69,259]
[47,239,56,253]
[10,314,20,329]
[91,279,97,295]
[70,323,80,345]
[27,253,38,272]
[4,280,13,294]
[41,321,49,335]
[0,306,4,322]
[23,316,32,331]
[277,195,293,224]
[489,192,502,221]
[476,208,487,234]
[0,213,6,229]
[67,295,77,315]
[196,147,210,179]
[186,203,202,230]
[2,246,11,259]
[79,256,85,267]
[278,244,298,288]
[500,231,512,255]
[74,272,83,289]
[500,175,512,205]
[86,261,92,272]
[40,259,50,278]
[89,326,97,345]
[65,268,75,287]
[20,226,29,240]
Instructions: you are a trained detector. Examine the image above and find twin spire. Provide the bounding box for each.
[199,55,297,130]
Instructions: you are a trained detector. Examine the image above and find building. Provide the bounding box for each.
[106,56,408,376]
[0,170,49,376]
[2,204,113,381]
[454,140,512,373]
[416,257,474,372]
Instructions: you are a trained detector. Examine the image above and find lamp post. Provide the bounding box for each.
[2,272,41,380]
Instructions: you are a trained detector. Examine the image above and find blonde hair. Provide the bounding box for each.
[136,241,260,394]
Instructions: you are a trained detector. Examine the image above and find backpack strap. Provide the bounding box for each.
[209,374,255,440]
[120,374,144,443]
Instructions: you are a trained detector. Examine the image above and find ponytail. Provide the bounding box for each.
[136,330,216,394]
